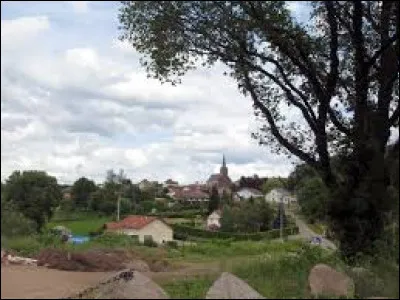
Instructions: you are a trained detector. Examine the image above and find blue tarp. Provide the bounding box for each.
[70,235,90,244]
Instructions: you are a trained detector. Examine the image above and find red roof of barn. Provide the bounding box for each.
[105,215,165,230]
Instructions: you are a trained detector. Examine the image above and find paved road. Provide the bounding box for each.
[287,210,337,250]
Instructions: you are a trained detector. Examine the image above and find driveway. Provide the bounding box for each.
[287,210,337,250]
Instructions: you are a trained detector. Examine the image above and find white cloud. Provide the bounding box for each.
[1,16,49,50]
[1,4,297,185]
[65,48,100,70]
[66,1,89,14]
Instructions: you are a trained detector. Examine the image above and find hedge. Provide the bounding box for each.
[172,224,299,241]
[147,209,205,218]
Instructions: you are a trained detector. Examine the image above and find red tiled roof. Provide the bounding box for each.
[105,215,158,230]
[175,187,209,199]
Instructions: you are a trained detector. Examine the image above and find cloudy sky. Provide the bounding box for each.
[1,1,311,185]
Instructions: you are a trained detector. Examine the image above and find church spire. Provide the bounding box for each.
[220,154,228,177]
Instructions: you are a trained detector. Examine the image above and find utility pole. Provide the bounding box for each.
[280,200,283,242]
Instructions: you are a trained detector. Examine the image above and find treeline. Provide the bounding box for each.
[0,169,173,235]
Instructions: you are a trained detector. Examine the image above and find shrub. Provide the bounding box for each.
[6,235,43,257]
[171,223,299,241]
[166,241,178,248]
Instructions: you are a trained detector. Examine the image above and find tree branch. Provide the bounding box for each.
[242,70,318,167]
[325,1,339,99]
[389,105,399,126]
[367,33,398,69]
[328,107,352,136]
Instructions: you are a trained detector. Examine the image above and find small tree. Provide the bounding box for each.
[71,177,97,210]
[2,170,62,232]
[208,186,220,214]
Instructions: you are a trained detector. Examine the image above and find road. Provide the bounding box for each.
[287,210,337,250]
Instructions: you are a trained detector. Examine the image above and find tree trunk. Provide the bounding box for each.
[327,132,390,260]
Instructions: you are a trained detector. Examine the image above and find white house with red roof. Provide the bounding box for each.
[104,215,173,245]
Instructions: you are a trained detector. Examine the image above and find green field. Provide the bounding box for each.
[47,217,112,235]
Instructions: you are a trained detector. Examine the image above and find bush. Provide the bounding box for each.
[6,235,44,257]
[1,199,37,237]
[148,209,205,218]
[166,241,178,248]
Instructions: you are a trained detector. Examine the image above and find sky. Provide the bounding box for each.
[1,1,312,185]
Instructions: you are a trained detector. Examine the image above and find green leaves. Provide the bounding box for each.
[2,170,62,232]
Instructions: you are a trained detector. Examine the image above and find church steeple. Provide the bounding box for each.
[220,154,228,177]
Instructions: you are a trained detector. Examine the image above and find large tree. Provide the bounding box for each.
[2,171,62,232]
[71,177,97,210]
[118,1,399,258]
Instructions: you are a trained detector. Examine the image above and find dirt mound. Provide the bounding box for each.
[36,249,128,272]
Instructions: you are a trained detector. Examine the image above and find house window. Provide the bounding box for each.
[131,235,139,241]
[144,235,153,242]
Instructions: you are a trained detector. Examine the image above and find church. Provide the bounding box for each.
[206,155,233,196]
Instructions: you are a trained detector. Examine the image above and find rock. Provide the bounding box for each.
[7,255,37,266]
[1,250,9,266]
[309,264,354,298]
[150,260,170,272]
[206,272,265,299]
[124,260,150,272]
[93,271,169,299]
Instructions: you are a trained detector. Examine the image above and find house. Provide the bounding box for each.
[207,210,222,230]
[104,215,173,244]
[235,187,264,200]
[163,179,179,188]
[175,186,210,204]
[265,188,296,204]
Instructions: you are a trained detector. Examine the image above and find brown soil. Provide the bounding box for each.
[1,265,114,299]
[36,248,129,272]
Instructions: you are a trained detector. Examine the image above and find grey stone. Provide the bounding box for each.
[309,264,354,298]
[94,271,168,299]
[206,272,265,299]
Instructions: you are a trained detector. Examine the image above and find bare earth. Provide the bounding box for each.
[1,261,221,299]
[1,265,114,299]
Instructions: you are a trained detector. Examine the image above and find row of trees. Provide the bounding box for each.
[0,169,173,233]
[62,169,170,216]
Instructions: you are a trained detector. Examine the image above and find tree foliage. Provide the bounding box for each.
[71,177,97,210]
[237,175,266,190]
[262,177,286,194]
[297,177,329,224]
[220,200,274,232]
[118,1,399,258]
[2,171,62,232]
[1,197,36,237]
[208,186,220,214]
